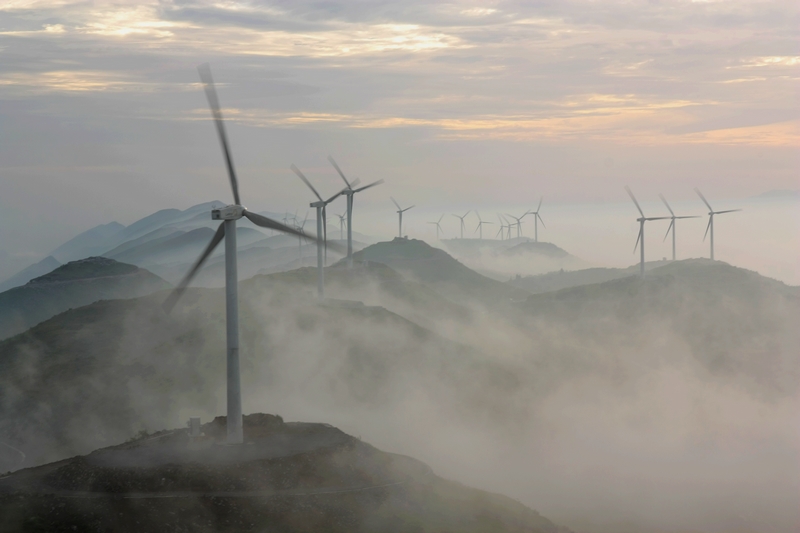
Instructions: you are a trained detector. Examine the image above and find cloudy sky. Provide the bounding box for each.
[0,0,797,262]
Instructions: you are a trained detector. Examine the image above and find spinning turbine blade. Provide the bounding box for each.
[633,227,642,253]
[163,222,226,313]
[695,188,714,212]
[198,64,241,206]
[625,186,644,217]
[391,196,401,211]
[537,196,543,212]
[325,190,343,204]
[715,209,742,214]
[663,220,674,241]
[703,216,712,241]
[402,205,415,212]
[659,193,675,216]
[244,211,311,240]
[327,156,352,188]
[290,164,323,202]
[354,179,384,193]
[537,213,546,229]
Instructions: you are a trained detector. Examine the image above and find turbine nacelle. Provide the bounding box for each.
[212,204,246,221]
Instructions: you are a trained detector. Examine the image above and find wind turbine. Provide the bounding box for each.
[328,156,384,268]
[428,214,445,240]
[475,211,492,239]
[296,211,309,262]
[528,197,546,242]
[452,211,470,239]
[337,213,346,240]
[506,213,527,238]
[659,194,700,261]
[391,197,414,238]
[163,64,321,445]
[625,186,670,278]
[695,189,742,261]
[290,164,344,298]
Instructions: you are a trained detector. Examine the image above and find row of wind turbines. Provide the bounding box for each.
[625,186,741,277]
[426,201,546,242]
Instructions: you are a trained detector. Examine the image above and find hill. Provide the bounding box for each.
[0,414,567,533]
[352,238,524,304]
[0,256,60,293]
[443,238,590,278]
[508,260,673,293]
[0,257,170,340]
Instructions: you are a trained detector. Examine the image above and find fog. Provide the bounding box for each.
[2,253,797,532]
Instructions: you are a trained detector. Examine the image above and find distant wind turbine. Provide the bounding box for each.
[391,197,414,238]
[337,213,346,240]
[428,214,445,240]
[506,212,527,238]
[328,156,384,267]
[528,197,546,242]
[163,64,322,445]
[452,211,470,239]
[290,164,345,298]
[474,211,492,239]
[659,194,700,261]
[694,189,742,261]
[626,186,670,278]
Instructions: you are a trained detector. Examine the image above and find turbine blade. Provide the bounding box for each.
[537,196,543,212]
[659,193,675,216]
[663,219,674,242]
[350,177,361,188]
[438,214,444,223]
[324,190,343,204]
[163,222,225,313]
[327,156,352,188]
[715,209,742,214]
[354,179,384,193]
[644,216,672,221]
[537,213,546,228]
[244,210,312,240]
[625,186,644,217]
[676,215,701,219]
[703,216,712,241]
[462,211,470,218]
[633,227,642,254]
[290,164,323,202]
[198,64,241,206]
[695,188,713,211]
[390,196,401,210]
[403,205,415,212]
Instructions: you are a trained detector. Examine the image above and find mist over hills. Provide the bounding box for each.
[0,253,797,532]
[0,256,60,293]
[0,257,169,341]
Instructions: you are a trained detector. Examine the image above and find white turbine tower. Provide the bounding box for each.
[659,194,700,261]
[328,156,384,268]
[290,164,345,298]
[391,197,415,238]
[528,197,546,242]
[695,188,742,261]
[452,211,470,239]
[625,186,670,278]
[506,212,527,238]
[428,214,445,240]
[475,211,492,239]
[163,65,322,445]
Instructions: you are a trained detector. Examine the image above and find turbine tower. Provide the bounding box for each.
[625,186,670,278]
[659,194,700,261]
[506,213,527,238]
[528,197,546,242]
[695,188,742,261]
[328,156,384,268]
[452,211,470,239]
[291,164,344,298]
[163,65,322,445]
[391,197,415,238]
[428,214,445,240]
[474,211,492,239]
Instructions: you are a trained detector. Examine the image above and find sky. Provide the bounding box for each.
[0,0,798,273]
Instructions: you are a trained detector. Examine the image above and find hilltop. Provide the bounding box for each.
[352,238,523,304]
[0,257,169,340]
[0,414,567,533]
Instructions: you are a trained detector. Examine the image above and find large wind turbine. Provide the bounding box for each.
[528,197,546,242]
[163,65,321,445]
[695,189,742,261]
[291,164,344,298]
[506,212,527,238]
[659,194,700,261]
[328,156,384,267]
[428,214,444,240]
[475,211,492,239]
[452,211,470,239]
[391,197,414,238]
[625,186,670,278]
